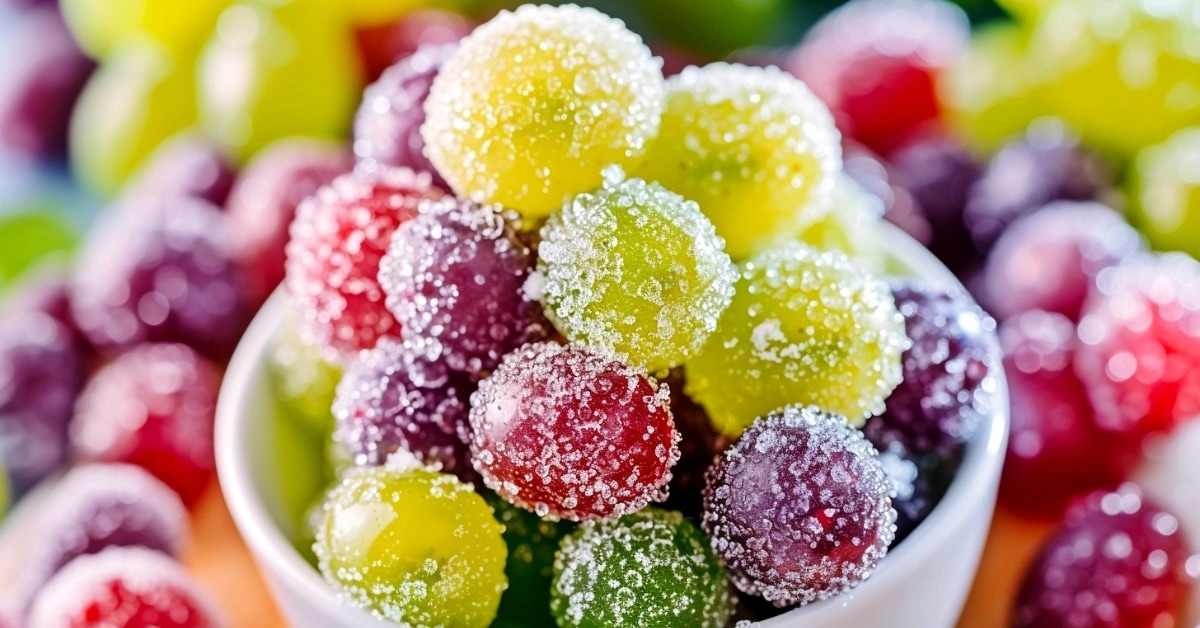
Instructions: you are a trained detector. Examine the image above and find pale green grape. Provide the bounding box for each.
[796,174,886,273]
[1130,127,1200,259]
[60,0,231,59]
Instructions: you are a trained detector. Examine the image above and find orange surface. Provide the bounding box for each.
[185,480,1057,627]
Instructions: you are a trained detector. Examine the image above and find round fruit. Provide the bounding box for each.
[60,0,229,58]
[118,133,236,211]
[353,9,473,82]
[1129,127,1200,260]
[489,495,572,628]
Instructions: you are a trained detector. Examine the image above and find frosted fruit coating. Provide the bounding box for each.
[421,4,664,217]
[636,63,840,260]
[685,241,908,437]
[537,171,736,372]
[315,465,507,627]
[796,173,885,273]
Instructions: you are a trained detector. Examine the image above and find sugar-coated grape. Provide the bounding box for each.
[468,342,679,522]
[1012,484,1194,628]
[634,0,787,57]
[118,134,236,213]
[875,442,950,546]
[552,508,735,628]
[332,336,474,480]
[981,201,1141,322]
[314,465,507,627]
[284,164,442,359]
[227,138,351,306]
[59,0,229,59]
[354,44,455,189]
[537,172,736,372]
[71,343,222,504]
[703,405,895,607]
[489,494,572,628]
[788,0,970,155]
[637,63,840,260]
[268,311,342,435]
[381,196,547,377]
[686,242,907,437]
[70,196,250,360]
[796,173,886,273]
[26,547,224,628]
[864,283,998,458]
[660,370,725,520]
[422,4,664,217]
[1075,254,1200,441]
[1130,127,1200,260]
[354,9,473,82]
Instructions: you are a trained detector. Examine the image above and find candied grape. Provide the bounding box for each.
[26,547,224,628]
[332,337,474,480]
[468,342,679,522]
[1075,254,1200,441]
[489,494,572,628]
[380,197,547,377]
[686,242,907,437]
[284,164,442,359]
[637,63,840,260]
[268,310,342,435]
[1130,127,1200,261]
[422,4,664,217]
[660,369,725,520]
[354,44,455,189]
[314,465,507,627]
[796,173,886,273]
[875,442,950,546]
[118,134,236,212]
[552,508,735,628]
[354,9,473,82]
[1012,484,1195,628]
[703,405,895,607]
[70,343,222,504]
[981,201,1141,322]
[537,172,736,372]
[863,283,998,458]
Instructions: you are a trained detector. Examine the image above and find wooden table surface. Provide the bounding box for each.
[184,481,1057,628]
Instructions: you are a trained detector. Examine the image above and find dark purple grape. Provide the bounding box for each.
[2,266,79,333]
[118,134,236,211]
[864,283,999,458]
[353,44,454,189]
[0,6,94,161]
[660,369,724,521]
[69,196,251,361]
[1012,484,1194,628]
[703,405,893,607]
[964,121,1113,253]
[875,441,956,546]
[378,197,547,377]
[842,140,931,246]
[332,336,474,480]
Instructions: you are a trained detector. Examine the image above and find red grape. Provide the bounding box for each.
[354,9,472,82]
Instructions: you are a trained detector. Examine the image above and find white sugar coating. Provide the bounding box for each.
[420,4,665,217]
[702,405,895,607]
[636,62,841,260]
[797,173,886,273]
[551,508,735,627]
[27,546,226,628]
[538,171,737,372]
[468,341,680,522]
[685,241,908,437]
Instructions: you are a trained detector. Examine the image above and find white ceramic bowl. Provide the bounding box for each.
[216,223,1009,628]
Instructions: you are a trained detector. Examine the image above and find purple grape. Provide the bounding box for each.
[353,44,455,189]
[702,405,894,608]
[378,197,547,377]
[979,201,1141,322]
[842,140,931,246]
[0,6,94,161]
[69,196,251,361]
[964,121,1113,253]
[332,336,474,480]
[2,267,80,333]
[874,441,956,546]
[118,134,236,211]
[864,283,999,458]
[1012,484,1193,628]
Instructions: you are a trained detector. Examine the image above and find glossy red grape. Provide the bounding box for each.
[379,197,547,377]
[981,201,1141,322]
[285,164,442,360]
[1075,253,1200,442]
[354,9,472,82]
[226,138,351,306]
[69,197,251,361]
[999,310,1134,519]
[70,343,222,504]
[332,336,474,480]
[27,547,224,628]
[117,134,236,213]
[353,44,454,189]
[468,341,678,522]
[863,283,999,458]
[1012,484,1195,628]
[703,405,894,607]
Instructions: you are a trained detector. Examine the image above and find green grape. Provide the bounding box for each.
[1130,127,1200,260]
[634,0,787,57]
[69,42,198,197]
[636,63,840,260]
[60,0,232,59]
[315,465,507,627]
[551,508,734,628]
[0,208,77,292]
[268,310,342,435]
[796,174,886,273]
[538,171,737,372]
[198,0,362,162]
[0,462,9,521]
[685,242,907,438]
[488,495,573,628]
[422,4,664,218]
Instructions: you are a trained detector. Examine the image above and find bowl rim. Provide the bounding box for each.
[216,223,1009,626]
